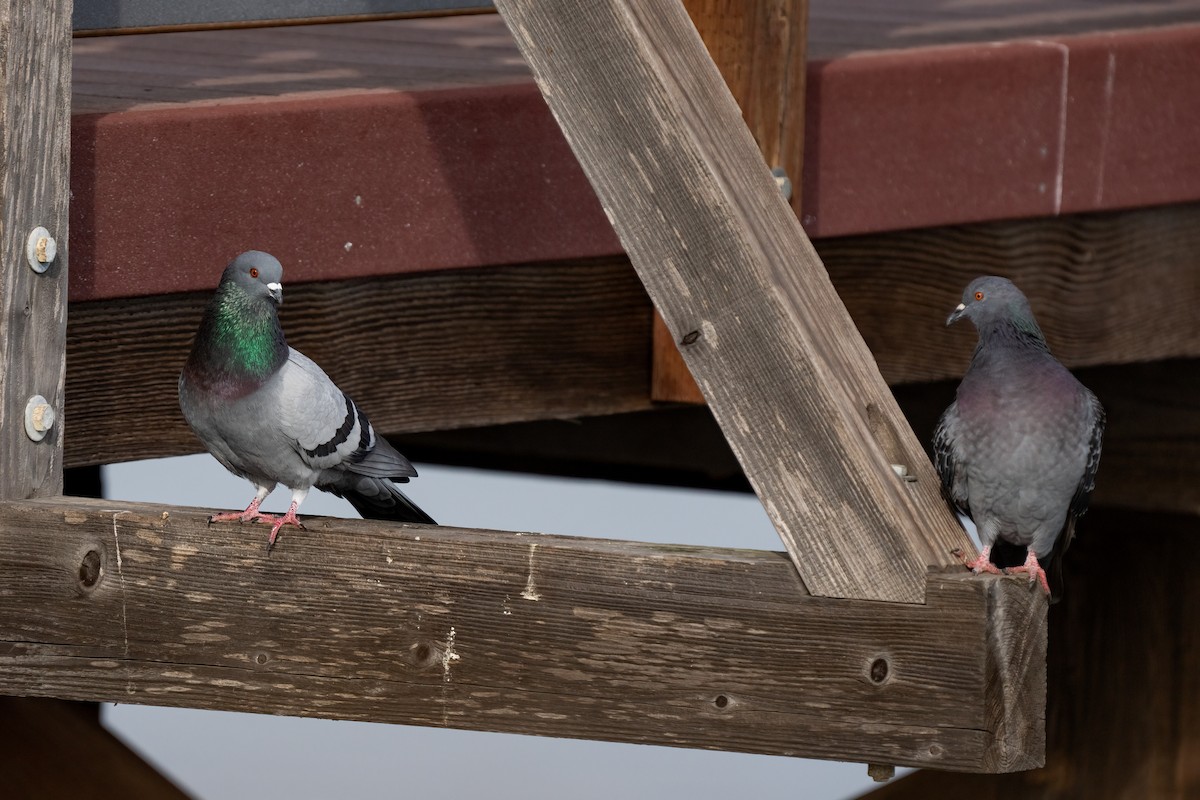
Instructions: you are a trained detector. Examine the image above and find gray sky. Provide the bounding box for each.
[103,455,904,799]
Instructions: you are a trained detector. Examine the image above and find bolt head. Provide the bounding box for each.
[24,395,56,441]
[26,227,56,272]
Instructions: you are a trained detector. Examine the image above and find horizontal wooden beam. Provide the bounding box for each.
[62,204,1200,471]
[74,1,491,35]
[65,259,653,468]
[0,697,191,799]
[0,497,1044,772]
[392,357,1200,518]
[822,203,1200,386]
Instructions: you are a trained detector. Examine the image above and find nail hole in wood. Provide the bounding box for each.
[78,550,103,590]
[411,642,439,669]
[680,330,700,346]
[713,694,729,709]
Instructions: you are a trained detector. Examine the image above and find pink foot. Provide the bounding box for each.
[210,496,273,525]
[266,501,306,553]
[1007,551,1051,596]
[952,546,1002,575]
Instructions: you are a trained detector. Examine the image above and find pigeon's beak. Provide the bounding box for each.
[267,282,283,306]
[946,302,966,326]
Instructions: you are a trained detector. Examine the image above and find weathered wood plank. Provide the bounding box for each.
[0,697,192,799]
[822,203,1200,386]
[64,260,653,468]
[60,205,1200,477]
[0,497,1045,772]
[653,0,809,403]
[393,358,1200,517]
[0,0,73,499]
[495,0,968,601]
[854,508,1200,799]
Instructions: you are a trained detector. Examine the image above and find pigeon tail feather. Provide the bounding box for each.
[323,473,436,525]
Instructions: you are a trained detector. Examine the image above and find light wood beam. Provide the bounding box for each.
[0,0,72,500]
[0,497,1045,773]
[494,0,967,601]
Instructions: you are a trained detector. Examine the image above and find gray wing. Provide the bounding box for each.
[275,349,417,480]
[933,402,969,516]
[1068,391,1105,521]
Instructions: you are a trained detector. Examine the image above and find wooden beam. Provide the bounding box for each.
[0,697,192,799]
[64,260,653,468]
[0,497,1045,772]
[494,0,967,601]
[0,0,72,500]
[852,507,1200,799]
[61,203,1200,475]
[822,203,1200,386]
[74,1,491,35]
[394,357,1200,517]
[654,0,809,403]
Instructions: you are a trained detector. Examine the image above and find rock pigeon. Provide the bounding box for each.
[179,251,435,550]
[933,276,1104,596]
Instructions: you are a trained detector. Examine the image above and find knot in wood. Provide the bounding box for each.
[680,330,701,346]
[78,549,103,592]
[869,657,890,684]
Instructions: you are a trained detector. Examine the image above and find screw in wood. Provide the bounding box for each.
[24,395,56,441]
[25,226,57,273]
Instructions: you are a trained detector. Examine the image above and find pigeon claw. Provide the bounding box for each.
[954,545,1002,575]
[265,504,306,554]
[1007,551,1051,596]
[210,496,270,526]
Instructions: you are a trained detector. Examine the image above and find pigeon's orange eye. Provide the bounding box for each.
[974,291,984,301]
[250,267,259,278]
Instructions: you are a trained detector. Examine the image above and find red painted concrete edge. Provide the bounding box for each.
[69,82,623,301]
[70,25,1200,301]
[801,24,1200,238]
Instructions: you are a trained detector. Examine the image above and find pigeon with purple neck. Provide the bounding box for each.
[934,276,1104,597]
[179,250,435,551]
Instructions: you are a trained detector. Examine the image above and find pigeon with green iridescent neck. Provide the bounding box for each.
[933,276,1104,597]
[179,251,434,551]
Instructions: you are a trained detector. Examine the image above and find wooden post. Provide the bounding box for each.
[0,696,191,799]
[0,497,1045,773]
[654,0,809,403]
[0,0,72,500]
[493,0,969,601]
[852,508,1199,798]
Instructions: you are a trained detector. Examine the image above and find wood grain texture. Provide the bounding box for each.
[654,0,808,404]
[396,358,1200,518]
[0,497,1044,772]
[64,260,652,468]
[0,0,73,499]
[495,0,968,601]
[856,508,1200,799]
[61,209,1200,478]
[0,697,192,799]
[821,203,1200,386]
